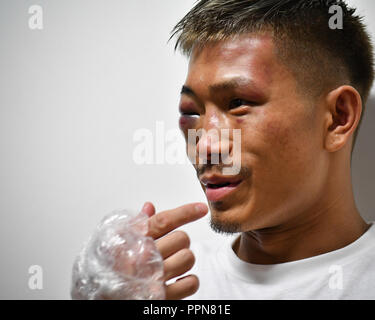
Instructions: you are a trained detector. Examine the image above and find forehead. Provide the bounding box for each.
[186,34,282,89]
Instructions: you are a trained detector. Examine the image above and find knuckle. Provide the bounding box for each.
[154,213,169,231]
[181,248,195,265]
[175,230,190,248]
[186,275,199,295]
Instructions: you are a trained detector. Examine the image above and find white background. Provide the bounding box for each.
[0,0,374,299]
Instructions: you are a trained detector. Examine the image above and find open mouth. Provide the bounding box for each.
[206,181,241,189]
[202,178,243,202]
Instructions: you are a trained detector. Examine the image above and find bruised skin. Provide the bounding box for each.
[178,33,368,264]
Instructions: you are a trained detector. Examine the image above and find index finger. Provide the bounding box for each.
[147,203,208,239]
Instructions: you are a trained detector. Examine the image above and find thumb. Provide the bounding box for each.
[141,201,156,218]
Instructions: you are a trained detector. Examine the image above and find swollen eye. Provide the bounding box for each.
[180,112,200,117]
[229,99,246,109]
[179,114,199,129]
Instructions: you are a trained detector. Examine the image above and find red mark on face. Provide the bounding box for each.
[179,116,198,130]
[179,116,189,128]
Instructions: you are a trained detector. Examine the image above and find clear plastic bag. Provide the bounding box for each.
[71,209,165,300]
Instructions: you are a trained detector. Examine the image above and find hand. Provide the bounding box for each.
[141,202,208,300]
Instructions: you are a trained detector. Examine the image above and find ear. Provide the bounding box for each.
[324,85,362,153]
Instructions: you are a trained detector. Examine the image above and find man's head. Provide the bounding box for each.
[172,0,374,234]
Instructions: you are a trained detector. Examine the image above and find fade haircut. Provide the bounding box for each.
[170,0,374,154]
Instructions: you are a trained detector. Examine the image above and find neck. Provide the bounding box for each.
[234,161,369,265]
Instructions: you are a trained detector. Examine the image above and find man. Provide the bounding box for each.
[141,0,375,299]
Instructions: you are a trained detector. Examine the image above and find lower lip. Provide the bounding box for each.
[205,181,242,202]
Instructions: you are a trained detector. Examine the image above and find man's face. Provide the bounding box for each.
[178,34,327,233]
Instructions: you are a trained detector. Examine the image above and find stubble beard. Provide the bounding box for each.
[209,202,242,235]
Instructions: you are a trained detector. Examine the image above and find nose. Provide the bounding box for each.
[196,110,232,165]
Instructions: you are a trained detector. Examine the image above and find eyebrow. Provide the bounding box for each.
[180,76,261,98]
[209,76,256,92]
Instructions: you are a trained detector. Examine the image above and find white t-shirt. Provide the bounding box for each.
[187,222,375,299]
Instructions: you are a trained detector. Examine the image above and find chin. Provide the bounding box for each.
[209,215,242,235]
[208,202,246,235]
[208,198,269,234]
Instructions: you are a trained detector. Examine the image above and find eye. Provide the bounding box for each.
[179,112,200,129]
[228,98,248,109]
[180,112,200,118]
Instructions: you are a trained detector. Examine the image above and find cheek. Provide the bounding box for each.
[265,121,296,152]
[255,115,310,168]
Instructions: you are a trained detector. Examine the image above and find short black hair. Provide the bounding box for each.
[170,0,374,153]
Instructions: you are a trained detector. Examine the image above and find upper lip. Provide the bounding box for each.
[199,174,243,187]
